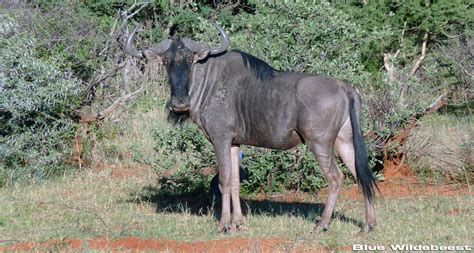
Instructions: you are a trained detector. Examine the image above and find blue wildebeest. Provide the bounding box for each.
[124,23,376,233]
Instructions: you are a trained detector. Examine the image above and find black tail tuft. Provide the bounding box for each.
[348,94,376,203]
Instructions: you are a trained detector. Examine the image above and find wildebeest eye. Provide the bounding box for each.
[162,59,169,66]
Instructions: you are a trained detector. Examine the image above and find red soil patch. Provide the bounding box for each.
[0,237,326,252]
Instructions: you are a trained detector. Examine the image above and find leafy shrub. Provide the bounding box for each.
[0,13,82,185]
[109,1,466,193]
[191,2,373,86]
[240,146,325,194]
[14,2,111,82]
[153,124,214,195]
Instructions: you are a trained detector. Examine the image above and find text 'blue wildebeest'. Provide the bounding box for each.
[124,23,376,233]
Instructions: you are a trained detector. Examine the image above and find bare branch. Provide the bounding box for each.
[410,33,429,76]
[423,92,448,115]
[98,1,149,58]
[400,21,407,46]
[80,80,145,123]
[125,1,150,21]
[80,61,126,105]
[441,30,462,38]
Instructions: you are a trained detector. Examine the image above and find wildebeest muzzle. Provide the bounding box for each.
[169,96,190,112]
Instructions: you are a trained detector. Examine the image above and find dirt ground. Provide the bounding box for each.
[1,164,471,252]
[1,236,331,252]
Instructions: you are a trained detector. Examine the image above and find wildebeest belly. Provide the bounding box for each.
[233,127,302,150]
[232,82,302,150]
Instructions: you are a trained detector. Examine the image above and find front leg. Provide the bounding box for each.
[230,146,244,230]
[213,140,233,232]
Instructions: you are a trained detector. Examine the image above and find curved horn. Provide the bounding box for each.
[124,25,172,58]
[124,25,144,58]
[148,39,172,55]
[182,22,230,56]
[209,22,230,55]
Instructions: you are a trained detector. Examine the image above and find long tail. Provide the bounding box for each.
[348,94,376,203]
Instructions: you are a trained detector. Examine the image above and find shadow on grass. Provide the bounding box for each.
[128,181,363,230]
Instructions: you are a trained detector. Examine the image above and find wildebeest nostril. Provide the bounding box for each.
[170,97,190,112]
[170,104,189,112]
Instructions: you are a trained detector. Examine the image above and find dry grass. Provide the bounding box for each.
[0,169,472,250]
[403,113,473,183]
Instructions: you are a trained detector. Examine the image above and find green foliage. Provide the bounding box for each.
[337,1,472,74]
[19,1,112,81]
[149,1,460,193]
[0,13,82,185]
[240,146,326,194]
[153,124,215,195]
[189,2,373,86]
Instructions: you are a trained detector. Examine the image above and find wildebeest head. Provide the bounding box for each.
[124,23,229,113]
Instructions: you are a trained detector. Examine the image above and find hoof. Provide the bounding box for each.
[237,224,248,231]
[362,223,376,233]
[231,217,245,230]
[233,224,247,232]
[313,224,329,233]
[229,220,247,232]
[216,222,231,233]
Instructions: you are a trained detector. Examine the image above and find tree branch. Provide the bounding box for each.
[422,91,448,115]
[400,21,407,46]
[99,1,150,57]
[80,61,126,105]
[124,0,150,21]
[80,81,145,123]
[410,33,429,76]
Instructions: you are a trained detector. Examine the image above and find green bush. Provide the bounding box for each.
[15,2,111,82]
[153,124,215,195]
[0,14,82,185]
[240,146,325,194]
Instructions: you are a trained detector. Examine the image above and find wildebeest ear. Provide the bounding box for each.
[193,48,210,63]
[143,49,163,62]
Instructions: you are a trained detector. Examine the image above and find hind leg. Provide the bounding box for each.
[308,141,344,232]
[335,118,376,232]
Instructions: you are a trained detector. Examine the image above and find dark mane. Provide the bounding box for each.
[232,49,276,81]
